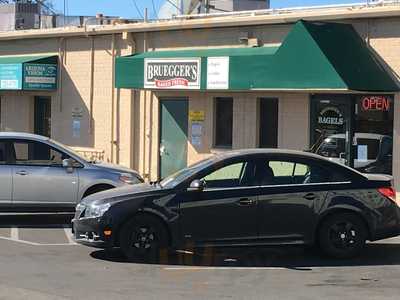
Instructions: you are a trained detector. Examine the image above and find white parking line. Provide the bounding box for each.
[0,235,78,246]
[10,227,19,240]
[164,267,285,271]
[0,227,78,246]
[0,235,38,246]
[63,227,77,245]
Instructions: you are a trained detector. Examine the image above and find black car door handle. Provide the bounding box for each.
[237,198,257,206]
[303,193,317,200]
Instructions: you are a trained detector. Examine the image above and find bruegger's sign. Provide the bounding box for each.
[144,58,201,89]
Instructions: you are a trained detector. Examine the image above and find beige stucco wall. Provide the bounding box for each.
[0,92,35,132]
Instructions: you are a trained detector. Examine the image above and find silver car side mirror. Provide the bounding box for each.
[188,179,205,191]
[62,158,75,173]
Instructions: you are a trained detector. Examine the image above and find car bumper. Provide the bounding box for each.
[370,205,400,241]
[72,217,114,248]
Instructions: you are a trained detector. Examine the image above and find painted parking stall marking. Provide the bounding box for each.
[0,227,77,246]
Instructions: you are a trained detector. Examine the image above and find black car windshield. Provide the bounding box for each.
[160,156,217,188]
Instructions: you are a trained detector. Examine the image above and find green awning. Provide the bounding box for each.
[115,20,399,92]
[0,55,58,91]
[116,46,278,90]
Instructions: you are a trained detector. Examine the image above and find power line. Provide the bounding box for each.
[151,0,158,19]
[132,0,144,19]
[165,0,183,14]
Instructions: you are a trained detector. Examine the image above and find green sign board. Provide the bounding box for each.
[23,63,58,90]
[0,64,22,90]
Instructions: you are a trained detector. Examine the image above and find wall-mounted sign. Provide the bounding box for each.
[72,119,81,138]
[360,96,391,112]
[191,122,203,146]
[144,58,201,89]
[23,63,58,90]
[0,64,22,90]
[318,106,344,126]
[189,110,205,122]
[207,57,229,90]
[72,107,84,118]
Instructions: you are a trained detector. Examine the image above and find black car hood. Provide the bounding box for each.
[81,183,162,206]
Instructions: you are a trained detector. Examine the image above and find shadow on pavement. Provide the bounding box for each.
[90,242,400,268]
[0,214,74,228]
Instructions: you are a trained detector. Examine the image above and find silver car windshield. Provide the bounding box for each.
[49,139,91,163]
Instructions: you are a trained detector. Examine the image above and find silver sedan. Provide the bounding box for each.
[0,132,143,212]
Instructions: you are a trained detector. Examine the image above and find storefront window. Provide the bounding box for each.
[310,95,394,175]
[214,97,233,148]
[259,98,278,148]
[354,95,394,174]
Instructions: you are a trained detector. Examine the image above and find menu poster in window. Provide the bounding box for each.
[357,145,368,162]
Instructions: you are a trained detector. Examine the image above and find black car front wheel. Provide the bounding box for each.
[119,215,168,263]
[319,212,367,259]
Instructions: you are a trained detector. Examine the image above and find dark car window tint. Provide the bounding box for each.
[380,137,393,157]
[202,161,253,188]
[0,141,7,164]
[257,159,339,185]
[12,141,69,167]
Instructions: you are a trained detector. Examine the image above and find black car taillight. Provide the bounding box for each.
[378,187,397,205]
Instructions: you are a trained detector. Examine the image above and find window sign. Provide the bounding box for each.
[23,64,58,90]
[144,58,201,89]
[207,57,229,90]
[360,96,390,112]
[0,64,22,90]
[317,106,344,126]
[357,145,368,162]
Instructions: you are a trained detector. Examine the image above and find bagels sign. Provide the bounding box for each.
[144,58,201,89]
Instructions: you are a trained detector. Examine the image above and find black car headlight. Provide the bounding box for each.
[84,203,111,218]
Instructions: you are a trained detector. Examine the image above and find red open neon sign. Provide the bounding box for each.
[361,96,391,112]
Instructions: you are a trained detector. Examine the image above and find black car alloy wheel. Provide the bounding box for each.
[319,212,367,259]
[120,215,168,262]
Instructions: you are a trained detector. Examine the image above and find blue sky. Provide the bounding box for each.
[52,0,366,19]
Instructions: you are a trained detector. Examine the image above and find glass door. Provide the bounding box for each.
[310,95,353,168]
[34,96,51,137]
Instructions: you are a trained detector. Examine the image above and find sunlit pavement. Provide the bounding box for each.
[0,215,400,299]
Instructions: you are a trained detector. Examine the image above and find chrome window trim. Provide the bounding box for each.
[203,181,352,192]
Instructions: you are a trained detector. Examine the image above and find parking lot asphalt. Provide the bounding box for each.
[1,215,400,300]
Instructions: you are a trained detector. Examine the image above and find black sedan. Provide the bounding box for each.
[72,149,400,261]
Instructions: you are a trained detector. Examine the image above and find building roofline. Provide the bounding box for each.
[1,2,400,41]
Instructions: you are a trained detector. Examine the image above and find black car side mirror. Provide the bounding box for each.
[188,179,206,192]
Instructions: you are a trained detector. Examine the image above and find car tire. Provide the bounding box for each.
[119,215,169,263]
[318,212,367,259]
